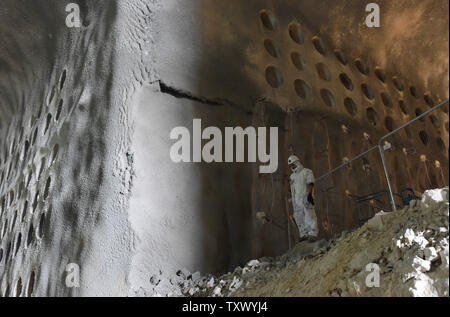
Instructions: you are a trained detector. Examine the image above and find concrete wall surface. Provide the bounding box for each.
[0,0,448,296]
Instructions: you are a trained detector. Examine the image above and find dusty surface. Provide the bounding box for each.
[161,188,449,297]
[1,0,448,297]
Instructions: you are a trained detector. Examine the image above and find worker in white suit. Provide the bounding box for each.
[288,155,318,242]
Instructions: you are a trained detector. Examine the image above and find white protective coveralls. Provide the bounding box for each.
[290,164,319,238]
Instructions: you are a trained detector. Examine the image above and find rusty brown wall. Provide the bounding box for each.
[182,0,449,242]
[252,1,449,238]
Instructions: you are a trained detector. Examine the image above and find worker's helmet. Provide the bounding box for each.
[288,155,300,165]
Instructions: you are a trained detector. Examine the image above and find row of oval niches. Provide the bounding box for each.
[0,163,49,297]
[0,70,64,296]
[259,10,307,47]
[259,9,447,115]
[0,137,58,248]
[0,133,59,203]
[0,67,66,189]
[0,186,49,248]
[0,270,36,297]
[363,104,446,149]
[0,105,64,188]
[0,205,46,297]
[269,69,447,150]
[1,161,56,287]
[0,141,59,206]
[290,73,429,119]
[267,56,441,116]
[260,9,448,154]
[264,49,436,114]
[0,163,53,228]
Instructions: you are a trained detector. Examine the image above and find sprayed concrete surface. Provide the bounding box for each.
[0,0,449,296]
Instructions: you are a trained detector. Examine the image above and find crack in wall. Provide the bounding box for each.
[158,81,253,115]
[159,81,222,106]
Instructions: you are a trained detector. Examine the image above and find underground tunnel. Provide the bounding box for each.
[0,0,448,297]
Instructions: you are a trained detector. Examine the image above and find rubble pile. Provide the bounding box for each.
[141,188,449,297]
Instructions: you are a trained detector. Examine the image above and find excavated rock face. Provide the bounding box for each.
[0,0,448,296]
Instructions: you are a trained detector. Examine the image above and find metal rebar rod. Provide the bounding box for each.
[378,144,397,212]
[378,98,449,212]
[316,99,449,188]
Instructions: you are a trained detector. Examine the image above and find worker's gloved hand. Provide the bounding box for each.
[307,193,315,206]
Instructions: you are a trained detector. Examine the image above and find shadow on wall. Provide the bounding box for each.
[189,103,289,273]
[194,0,293,272]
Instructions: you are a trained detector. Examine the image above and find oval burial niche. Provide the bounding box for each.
[288,23,304,45]
[381,93,393,108]
[375,67,387,83]
[339,73,353,91]
[320,89,336,107]
[384,116,396,132]
[291,52,306,71]
[399,100,408,115]
[260,10,278,31]
[265,66,284,88]
[424,94,435,107]
[361,84,375,100]
[344,98,357,115]
[392,77,404,91]
[419,131,429,145]
[415,108,425,122]
[312,36,327,55]
[366,107,379,126]
[264,39,280,58]
[355,58,369,75]
[316,63,331,81]
[410,86,419,98]
[335,49,348,65]
[294,79,311,99]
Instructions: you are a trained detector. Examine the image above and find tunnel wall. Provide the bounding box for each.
[0,0,448,297]
[0,0,143,296]
[251,1,449,236]
[149,0,449,251]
